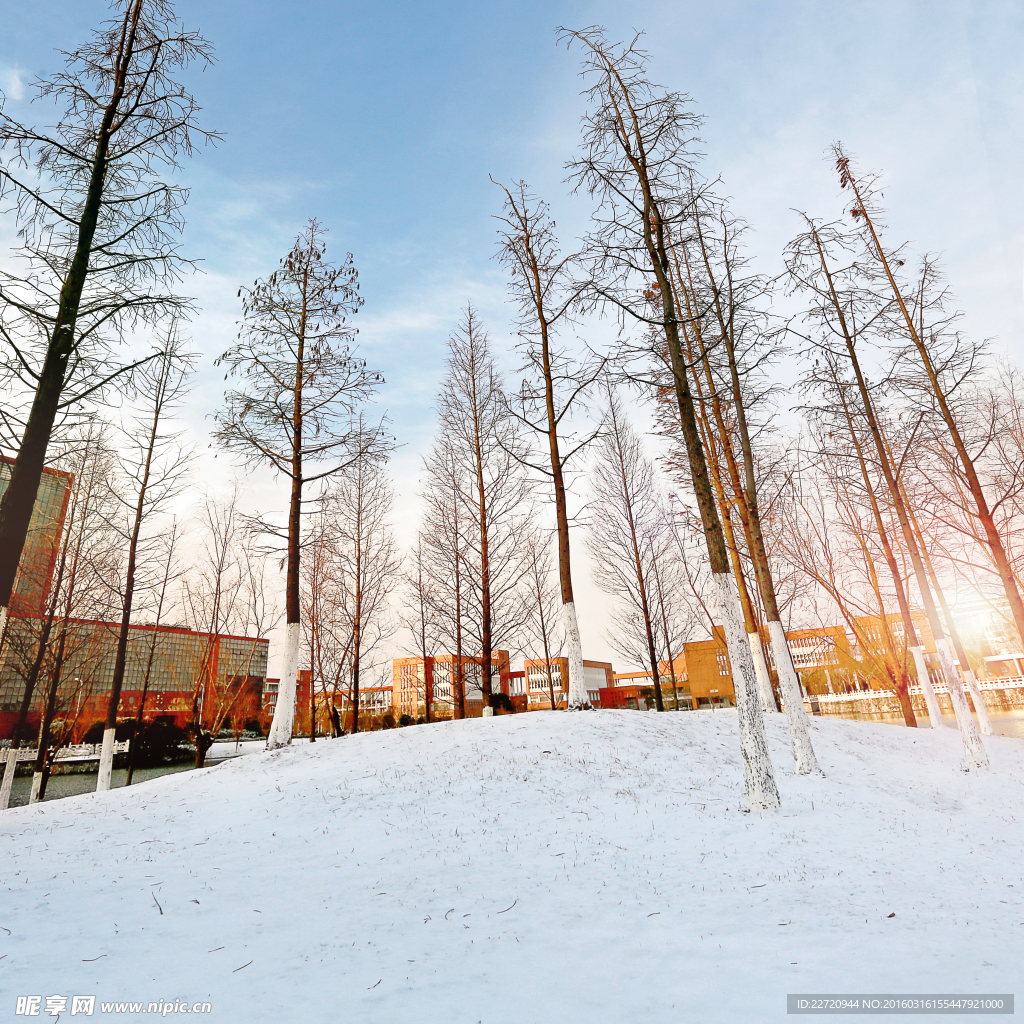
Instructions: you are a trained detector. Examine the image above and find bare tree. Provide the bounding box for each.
[317,449,400,733]
[784,211,986,767]
[588,387,666,709]
[420,446,472,718]
[678,202,821,768]
[493,180,602,711]
[96,331,192,790]
[27,430,122,802]
[0,421,118,808]
[303,518,352,736]
[0,0,216,645]
[180,492,257,767]
[213,220,387,749]
[561,26,779,807]
[835,145,1024,656]
[125,518,182,784]
[398,534,438,722]
[524,533,565,711]
[431,306,534,709]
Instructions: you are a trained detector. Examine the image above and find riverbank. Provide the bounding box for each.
[6,764,196,808]
[4,738,299,807]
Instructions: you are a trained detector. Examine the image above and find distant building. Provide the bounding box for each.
[265,670,392,734]
[0,457,72,618]
[0,617,268,741]
[519,658,614,709]
[391,652,512,719]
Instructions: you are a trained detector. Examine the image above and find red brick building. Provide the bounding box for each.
[392,652,512,718]
[514,658,614,710]
[0,617,269,742]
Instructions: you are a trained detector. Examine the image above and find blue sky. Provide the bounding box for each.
[3,0,1023,672]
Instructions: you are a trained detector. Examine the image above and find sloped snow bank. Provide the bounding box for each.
[3,711,1023,1023]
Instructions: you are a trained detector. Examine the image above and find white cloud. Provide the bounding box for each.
[1,64,26,102]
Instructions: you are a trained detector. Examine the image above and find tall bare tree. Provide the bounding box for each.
[214,220,386,749]
[0,422,118,808]
[680,202,820,769]
[420,447,470,718]
[318,450,399,733]
[96,332,192,790]
[431,306,534,708]
[524,533,565,711]
[493,180,602,711]
[561,27,779,807]
[588,387,666,710]
[399,535,438,722]
[834,145,1024,656]
[785,212,986,767]
[0,0,216,645]
[125,518,182,784]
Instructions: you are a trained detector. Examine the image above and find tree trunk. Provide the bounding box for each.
[0,1,142,634]
[351,623,361,735]
[714,573,781,809]
[892,677,917,728]
[98,394,163,790]
[548,332,589,711]
[267,454,302,746]
[125,632,159,785]
[453,488,466,721]
[655,224,779,806]
[909,646,944,726]
[0,609,59,809]
[900,474,994,737]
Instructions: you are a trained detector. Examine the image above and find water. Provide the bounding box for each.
[829,708,1024,739]
[4,739,285,808]
[7,763,197,808]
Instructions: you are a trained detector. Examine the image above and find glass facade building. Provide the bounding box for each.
[0,616,269,740]
[0,458,72,617]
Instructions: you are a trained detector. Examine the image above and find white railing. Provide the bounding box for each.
[805,676,1024,706]
[1,740,130,762]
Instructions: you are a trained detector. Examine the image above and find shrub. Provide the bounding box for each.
[81,719,137,743]
[133,720,191,766]
[489,692,513,714]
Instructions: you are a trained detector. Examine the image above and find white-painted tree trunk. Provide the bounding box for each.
[267,621,300,750]
[747,632,776,712]
[95,727,116,792]
[713,573,780,811]
[563,601,591,711]
[767,619,821,776]
[935,638,988,769]
[28,771,43,804]
[963,668,994,736]
[0,747,18,810]
[909,646,942,728]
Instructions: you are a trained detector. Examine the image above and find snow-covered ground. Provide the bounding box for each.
[3,711,1023,1022]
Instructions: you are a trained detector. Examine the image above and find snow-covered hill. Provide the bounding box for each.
[4,711,1023,1022]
